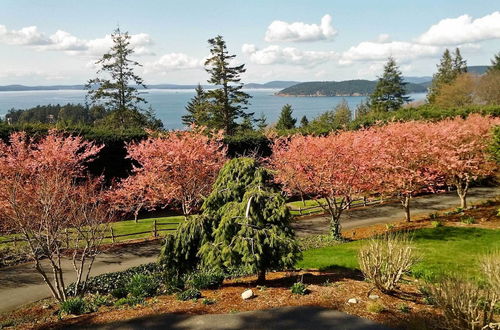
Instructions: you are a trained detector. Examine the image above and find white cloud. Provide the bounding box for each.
[0,25,49,45]
[242,43,338,67]
[0,24,154,56]
[417,11,500,45]
[144,53,203,73]
[264,14,337,42]
[339,41,440,65]
[377,33,391,43]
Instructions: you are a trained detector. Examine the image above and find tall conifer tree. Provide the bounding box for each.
[368,57,410,112]
[182,84,210,126]
[204,36,253,135]
[275,104,297,130]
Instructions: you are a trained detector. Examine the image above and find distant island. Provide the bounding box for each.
[276,80,428,97]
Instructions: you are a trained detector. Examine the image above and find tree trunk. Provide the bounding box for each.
[330,214,342,240]
[401,196,411,222]
[256,269,266,284]
[456,179,469,209]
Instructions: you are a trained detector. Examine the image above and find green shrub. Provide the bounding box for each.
[461,216,476,224]
[66,263,162,296]
[290,282,308,295]
[398,303,411,313]
[87,293,112,310]
[431,221,442,228]
[114,296,143,307]
[160,272,185,294]
[176,288,202,301]
[126,274,158,298]
[366,302,385,313]
[111,287,128,299]
[429,212,439,220]
[60,297,87,315]
[184,269,224,290]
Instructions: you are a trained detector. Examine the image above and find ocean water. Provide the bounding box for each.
[0,89,426,130]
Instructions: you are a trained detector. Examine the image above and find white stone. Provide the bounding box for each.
[348,298,358,304]
[369,294,380,300]
[241,289,254,300]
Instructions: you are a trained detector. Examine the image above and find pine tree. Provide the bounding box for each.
[487,52,500,73]
[333,99,352,126]
[182,84,210,126]
[204,36,253,135]
[255,112,268,131]
[428,48,468,103]
[453,48,467,74]
[368,57,410,112]
[275,104,297,130]
[85,28,160,129]
[300,115,309,128]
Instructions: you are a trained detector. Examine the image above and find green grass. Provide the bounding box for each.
[297,227,500,281]
[287,198,371,216]
[0,215,184,248]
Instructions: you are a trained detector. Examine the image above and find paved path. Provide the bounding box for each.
[0,186,498,314]
[71,306,389,330]
[292,186,500,237]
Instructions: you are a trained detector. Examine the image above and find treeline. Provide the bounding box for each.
[5,104,107,125]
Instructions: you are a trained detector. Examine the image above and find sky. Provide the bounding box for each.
[0,0,499,85]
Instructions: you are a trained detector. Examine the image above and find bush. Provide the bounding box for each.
[290,282,309,295]
[431,221,442,228]
[111,287,128,299]
[481,251,500,294]
[358,233,416,293]
[184,269,224,290]
[461,216,476,224]
[176,288,202,301]
[66,263,161,296]
[430,276,498,330]
[60,297,87,315]
[114,296,143,307]
[126,274,158,298]
[366,302,385,314]
[159,272,185,294]
[202,298,216,305]
[87,293,112,310]
[398,303,411,313]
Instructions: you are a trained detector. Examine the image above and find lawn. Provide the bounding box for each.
[297,226,500,281]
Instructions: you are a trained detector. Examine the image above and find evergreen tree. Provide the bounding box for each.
[182,84,210,126]
[354,100,370,119]
[255,112,268,131]
[204,36,253,135]
[428,48,468,103]
[487,52,500,73]
[160,158,301,282]
[300,115,309,128]
[85,28,161,129]
[453,48,467,74]
[368,57,410,112]
[275,104,297,130]
[333,99,352,126]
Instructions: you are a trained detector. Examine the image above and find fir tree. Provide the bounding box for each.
[255,112,268,131]
[204,36,253,135]
[300,115,309,128]
[85,28,160,129]
[275,104,297,130]
[453,48,467,74]
[333,99,352,126]
[487,52,500,73]
[368,57,410,112]
[428,48,468,103]
[182,84,210,126]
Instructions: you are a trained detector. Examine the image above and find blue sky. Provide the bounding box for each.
[0,0,499,85]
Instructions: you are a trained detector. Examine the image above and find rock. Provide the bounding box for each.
[241,289,254,300]
[369,294,380,300]
[348,298,358,304]
[42,304,51,309]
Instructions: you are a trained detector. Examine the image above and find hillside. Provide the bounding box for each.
[244,81,300,89]
[277,80,427,97]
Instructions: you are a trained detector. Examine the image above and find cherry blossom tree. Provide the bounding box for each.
[430,114,500,209]
[271,130,376,239]
[0,131,111,301]
[117,128,227,219]
[371,121,442,222]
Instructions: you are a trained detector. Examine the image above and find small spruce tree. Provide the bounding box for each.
[182,84,210,127]
[255,112,268,131]
[300,115,309,128]
[487,52,500,73]
[275,104,297,130]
